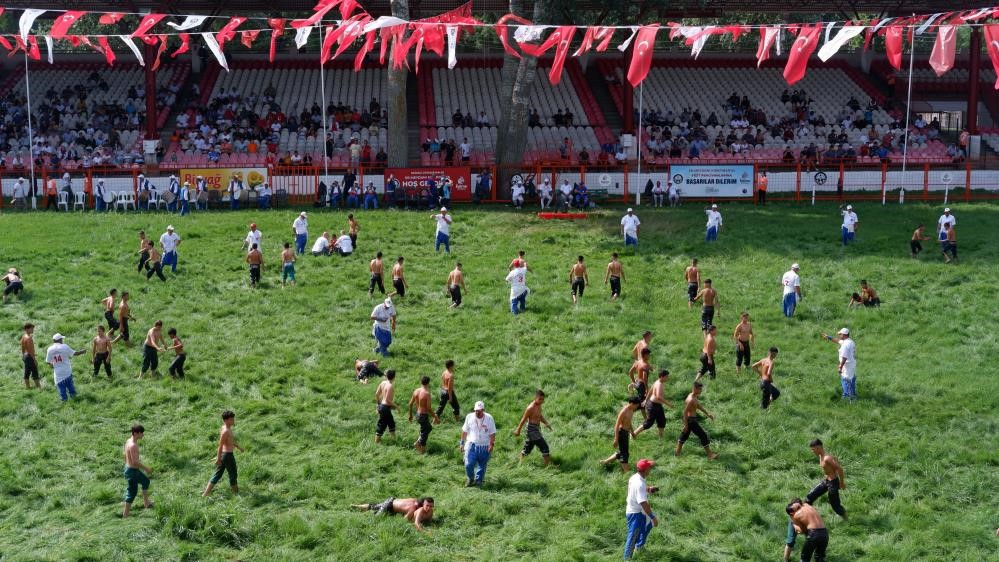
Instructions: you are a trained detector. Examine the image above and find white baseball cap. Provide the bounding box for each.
[300,211,307,217]
[52,333,64,341]
[441,207,447,212]
[944,207,951,212]
[838,328,850,335]
[791,263,800,269]
[627,208,633,212]
[384,297,393,307]
[711,204,718,209]
[846,205,853,210]
[474,401,485,411]
[166,225,174,231]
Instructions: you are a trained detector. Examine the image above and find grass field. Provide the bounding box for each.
[0,201,996,562]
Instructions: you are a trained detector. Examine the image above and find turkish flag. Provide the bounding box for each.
[292,0,339,29]
[983,26,999,89]
[516,26,575,84]
[171,33,191,58]
[27,36,41,60]
[929,25,957,77]
[885,25,904,70]
[627,25,659,87]
[354,31,376,71]
[98,36,116,65]
[494,14,534,59]
[131,14,166,38]
[151,35,169,71]
[50,11,86,40]
[99,12,124,25]
[268,18,285,63]
[216,16,247,50]
[0,36,12,53]
[783,24,821,85]
[241,30,261,49]
[756,26,780,67]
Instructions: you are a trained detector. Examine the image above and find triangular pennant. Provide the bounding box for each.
[167,15,208,30]
[119,35,144,66]
[171,33,191,58]
[19,9,47,42]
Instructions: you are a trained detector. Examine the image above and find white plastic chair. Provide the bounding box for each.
[73,191,86,210]
[57,192,69,211]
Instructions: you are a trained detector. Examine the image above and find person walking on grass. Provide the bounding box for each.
[91,325,113,380]
[246,243,263,288]
[704,204,723,242]
[514,389,553,467]
[460,401,496,487]
[601,396,642,472]
[242,223,262,253]
[292,212,309,255]
[167,328,186,379]
[623,458,659,560]
[693,279,720,331]
[202,410,245,496]
[432,207,452,253]
[101,289,120,337]
[138,321,166,379]
[805,438,848,520]
[159,225,181,274]
[910,224,929,258]
[620,208,641,252]
[280,243,296,287]
[821,328,856,401]
[351,497,435,532]
[628,348,652,411]
[446,262,467,308]
[122,424,153,518]
[733,312,755,374]
[369,252,385,296]
[604,253,625,300]
[684,258,701,310]
[506,264,528,315]
[785,499,829,562]
[114,292,134,346]
[348,213,360,249]
[392,257,408,298]
[145,241,166,282]
[839,205,858,246]
[569,256,588,304]
[632,331,653,360]
[751,347,781,409]
[942,223,958,263]
[675,382,718,459]
[371,297,397,357]
[633,369,673,440]
[408,376,440,454]
[695,325,718,382]
[21,323,41,389]
[781,263,802,318]
[136,231,150,273]
[374,369,398,443]
[46,333,85,401]
[435,360,460,422]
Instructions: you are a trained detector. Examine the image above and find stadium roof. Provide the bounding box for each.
[3,0,996,19]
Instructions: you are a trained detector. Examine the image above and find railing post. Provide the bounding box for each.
[795,163,801,203]
[964,158,972,202]
[922,164,929,202]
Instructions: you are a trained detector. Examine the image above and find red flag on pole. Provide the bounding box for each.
[131,14,166,38]
[27,36,41,60]
[884,25,904,70]
[929,25,957,77]
[783,24,821,85]
[171,33,191,58]
[517,26,576,84]
[984,26,999,89]
[50,11,86,40]
[268,18,285,63]
[0,36,12,53]
[354,30,376,71]
[151,35,169,71]
[627,25,659,87]
[756,26,780,67]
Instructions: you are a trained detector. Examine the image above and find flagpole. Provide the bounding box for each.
[318,24,331,188]
[23,52,37,209]
[634,81,643,206]
[897,17,916,206]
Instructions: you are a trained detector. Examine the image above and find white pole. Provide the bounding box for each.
[318,25,331,187]
[634,82,643,206]
[896,17,916,206]
[23,53,37,209]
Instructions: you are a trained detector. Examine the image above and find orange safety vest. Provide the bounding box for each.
[758,176,768,192]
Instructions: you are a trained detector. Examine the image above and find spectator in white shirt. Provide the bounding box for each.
[292,212,309,254]
[311,231,331,256]
[242,223,262,253]
[539,178,553,210]
[334,230,354,256]
[840,205,859,245]
[460,401,496,487]
[621,208,641,250]
[822,328,857,401]
[45,333,85,401]
[432,208,452,253]
[160,226,181,273]
[936,208,955,241]
[459,139,472,162]
[705,204,723,242]
[624,459,659,559]
[781,263,801,318]
[506,266,528,315]
[511,181,525,209]
[370,297,396,356]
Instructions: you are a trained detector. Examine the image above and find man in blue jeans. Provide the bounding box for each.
[460,401,496,487]
[292,212,309,255]
[506,265,528,314]
[624,458,659,559]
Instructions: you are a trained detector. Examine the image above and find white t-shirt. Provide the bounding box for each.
[245,229,262,249]
[312,236,329,253]
[45,343,76,383]
[462,412,496,446]
[506,267,528,299]
[559,182,572,196]
[705,210,723,228]
[841,210,858,231]
[460,142,471,157]
[621,215,641,237]
[781,270,800,296]
[371,303,396,331]
[335,235,353,253]
[937,214,955,235]
[512,184,525,199]
[626,472,649,515]
[160,232,180,252]
[838,338,857,377]
[434,214,451,236]
[293,217,309,235]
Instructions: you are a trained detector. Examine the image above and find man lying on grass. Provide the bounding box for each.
[351,497,434,532]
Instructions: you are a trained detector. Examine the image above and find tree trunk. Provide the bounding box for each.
[494,0,548,195]
[386,0,410,168]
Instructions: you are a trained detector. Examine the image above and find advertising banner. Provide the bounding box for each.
[180,167,268,191]
[669,164,755,198]
[385,167,472,201]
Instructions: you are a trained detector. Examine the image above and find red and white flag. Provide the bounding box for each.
[150,35,169,71]
[884,25,904,70]
[573,26,614,57]
[216,16,247,50]
[172,33,191,58]
[131,14,166,38]
[241,30,261,49]
[516,26,576,84]
[494,14,534,59]
[783,24,821,85]
[97,36,116,65]
[929,25,957,77]
[99,12,124,25]
[268,18,285,63]
[27,36,41,61]
[627,25,659,87]
[50,11,86,40]
[355,30,376,71]
[756,26,780,67]
[984,26,999,89]
[19,9,46,42]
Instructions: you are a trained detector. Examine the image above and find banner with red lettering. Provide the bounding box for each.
[385,167,472,201]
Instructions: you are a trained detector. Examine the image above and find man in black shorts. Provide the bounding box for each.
[354,358,384,383]
[514,389,554,466]
[696,325,718,381]
[628,348,652,409]
[102,289,120,335]
[633,370,672,439]
[601,396,642,472]
[21,323,41,389]
[351,497,435,531]
[675,382,719,459]
[391,256,407,297]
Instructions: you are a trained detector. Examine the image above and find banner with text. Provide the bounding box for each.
[180,167,268,191]
[669,164,755,198]
[385,167,472,201]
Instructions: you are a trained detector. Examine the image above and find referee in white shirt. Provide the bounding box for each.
[460,401,496,487]
[624,458,659,559]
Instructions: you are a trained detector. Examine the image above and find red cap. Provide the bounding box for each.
[250,223,257,228]
[636,459,655,471]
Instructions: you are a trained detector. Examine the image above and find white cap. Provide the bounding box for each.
[384,297,393,307]
[711,204,718,209]
[791,263,800,270]
[300,211,307,217]
[846,205,853,210]
[166,225,174,230]
[52,333,64,341]
[627,208,633,212]
[944,207,950,212]
[440,207,447,212]
[474,400,485,411]
[838,328,850,335]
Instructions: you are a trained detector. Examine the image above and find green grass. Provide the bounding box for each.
[0,201,996,561]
